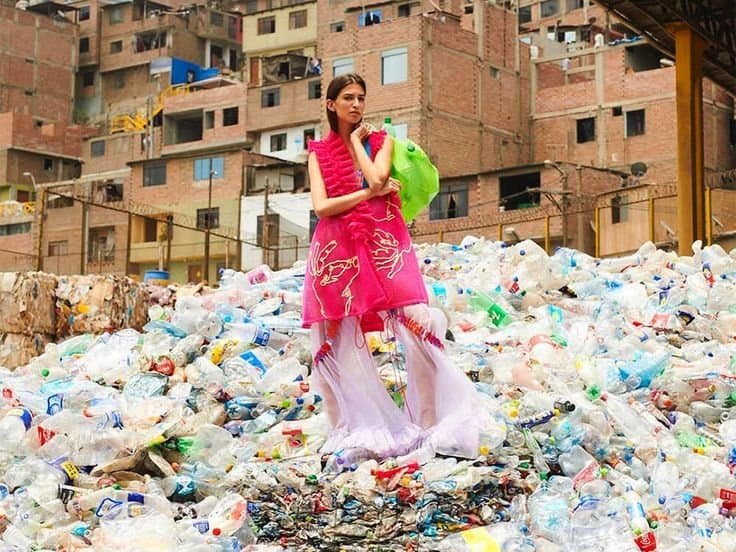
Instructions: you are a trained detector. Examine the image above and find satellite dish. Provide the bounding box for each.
[631,162,648,177]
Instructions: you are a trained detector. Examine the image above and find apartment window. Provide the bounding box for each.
[333,57,354,77]
[47,193,74,208]
[382,48,408,85]
[194,157,225,181]
[133,31,167,53]
[79,5,90,21]
[398,3,411,17]
[261,88,280,107]
[48,240,68,257]
[611,195,629,223]
[228,16,239,40]
[308,79,321,99]
[97,181,123,202]
[143,162,166,186]
[79,37,89,54]
[91,140,105,157]
[223,107,239,126]
[626,109,645,137]
[0,223,31,235]
[270,133,287,152]
[142,218,157,242]
[330,21,345,32]
[204,111,214,129]
[258,16,276,34]
[499,172,541,210]
[43,158,54,172]
[289,9,307,29]
[519,6,531,24]
[358,10,381,26]
[88,227,115,262]
[110,40,123,54]
[245,0,257,13]
[210,11,224,26]
[303,128,315,149]
[82,71,94,87]
[197,207,220,230]
[576,117,595,143]
[540,0,558,17]
[430,180,469,220]
[108,6,123,24]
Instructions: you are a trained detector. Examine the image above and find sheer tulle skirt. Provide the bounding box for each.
[310,304,481,460]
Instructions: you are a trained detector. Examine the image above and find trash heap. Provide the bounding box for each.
[1,238,736,551]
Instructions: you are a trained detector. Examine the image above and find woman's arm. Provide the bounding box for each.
[351,126,393,193]
[309,152,374,218]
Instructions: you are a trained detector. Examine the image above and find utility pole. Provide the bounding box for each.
[24,172,44,272]
[544,160,569,247]
[80,189,88,275]
[262,178,270,267]
[166,213,173,271]
[576,166,585,252]
[204,161,217,284]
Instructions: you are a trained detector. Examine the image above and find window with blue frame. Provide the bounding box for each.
[193,157,225,180]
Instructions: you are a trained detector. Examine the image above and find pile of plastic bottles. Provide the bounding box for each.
[2,237,736,551]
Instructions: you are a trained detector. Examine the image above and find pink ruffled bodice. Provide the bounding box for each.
[302,130,428,331]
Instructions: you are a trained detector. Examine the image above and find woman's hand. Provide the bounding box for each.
[350,122,372,144]
[373,177,402,197]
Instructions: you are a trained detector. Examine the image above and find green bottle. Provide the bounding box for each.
[468,290,512,328]
[383,116,396,137]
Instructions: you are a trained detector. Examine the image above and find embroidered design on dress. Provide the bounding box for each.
[309,240,360,317]
[370,228,412,279]
[373,195,400,223]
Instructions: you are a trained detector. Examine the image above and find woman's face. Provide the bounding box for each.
[329,82,366,125]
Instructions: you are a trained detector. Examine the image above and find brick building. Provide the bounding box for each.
[3,0,736,277]
[411,0,736,255]
[0,1,85,271]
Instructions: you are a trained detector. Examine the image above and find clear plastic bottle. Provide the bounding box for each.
[527,481,570,543]
[0,408,32,452]
[207,493,251,539]
[224,322,290,350]
[323,448,377,473]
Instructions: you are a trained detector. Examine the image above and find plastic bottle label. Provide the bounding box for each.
[193,519,210,534]
[460,527,500,552]
[46,394,64,415]
[634,531,657,552]
[253,327,271,347]
[60,461,80,481]
[240,351,267,375]
[7,408,32,430]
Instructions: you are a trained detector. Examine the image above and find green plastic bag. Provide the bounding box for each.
[391,138,440,222]
[390,138,439,223]
[364,124,439,222]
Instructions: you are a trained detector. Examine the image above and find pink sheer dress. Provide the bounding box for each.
[303,130,482,459]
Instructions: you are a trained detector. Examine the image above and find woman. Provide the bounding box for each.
[303,73,481,461]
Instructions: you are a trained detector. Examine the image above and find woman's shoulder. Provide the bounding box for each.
[368,129,388,152]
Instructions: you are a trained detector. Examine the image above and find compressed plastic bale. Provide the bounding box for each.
[0,272,57,335]
[0,332,52,369]
[55,274,149,337]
